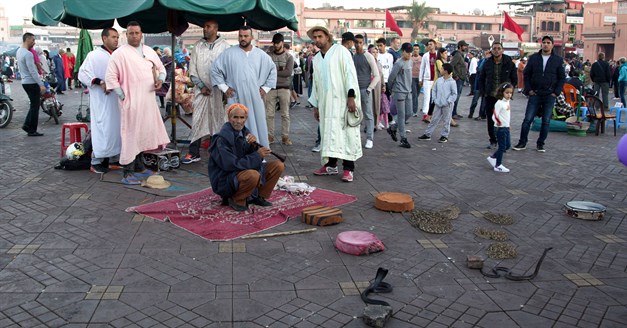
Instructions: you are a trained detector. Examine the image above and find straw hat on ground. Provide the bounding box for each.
[141,175,171,189]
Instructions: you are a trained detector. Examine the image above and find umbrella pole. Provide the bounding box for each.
[170,33,177,146]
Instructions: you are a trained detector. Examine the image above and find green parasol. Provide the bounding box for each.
[32,0,299,143]
[74,29,94,74]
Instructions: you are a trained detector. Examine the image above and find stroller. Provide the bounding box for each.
[76,88,90,122]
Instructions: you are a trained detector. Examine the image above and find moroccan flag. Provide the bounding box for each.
[385,9,403,37]
[503,12,524,41]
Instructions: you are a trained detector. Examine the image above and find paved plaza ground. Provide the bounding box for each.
[0,81,626,327]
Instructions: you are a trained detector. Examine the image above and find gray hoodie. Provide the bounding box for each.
[432,76,457,107]
[388,57,412,94]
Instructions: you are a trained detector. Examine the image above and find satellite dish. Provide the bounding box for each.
[473,8,482,16]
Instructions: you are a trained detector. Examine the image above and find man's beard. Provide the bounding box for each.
[240,40,251,48]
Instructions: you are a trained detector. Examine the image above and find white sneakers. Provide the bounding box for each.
[488,156,510,173]
[487,156,496,167]
[365,139,373,149]
[494,165,510,173]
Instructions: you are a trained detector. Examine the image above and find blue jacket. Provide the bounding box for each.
[523,50,565,96]
[208,122,263,199]
[618,63,627,82]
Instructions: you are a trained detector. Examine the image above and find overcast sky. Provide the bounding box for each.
[1,0,614,25]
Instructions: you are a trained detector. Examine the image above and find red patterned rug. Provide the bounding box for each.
[126,188,357,241]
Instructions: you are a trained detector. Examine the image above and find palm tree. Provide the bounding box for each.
[407,1,433,41]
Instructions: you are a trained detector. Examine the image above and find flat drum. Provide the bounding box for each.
[564,201,606,221]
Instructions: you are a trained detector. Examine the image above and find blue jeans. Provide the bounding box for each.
[492,127,511,167]
[518,94,556,147]
[452,79,464,116]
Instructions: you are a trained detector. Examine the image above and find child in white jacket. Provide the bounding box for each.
[487,82,514,172]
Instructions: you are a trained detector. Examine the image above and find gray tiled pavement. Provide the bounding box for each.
[0,81,626,327]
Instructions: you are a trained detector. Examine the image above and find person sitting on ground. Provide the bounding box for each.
[208,103,285,212]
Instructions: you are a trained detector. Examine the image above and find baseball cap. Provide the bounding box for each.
[401,42,413,53]
[458,40,469,47]
[341,32,356,43]
[541,35,554,43]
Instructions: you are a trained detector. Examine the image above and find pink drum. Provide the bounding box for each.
[335,231,385,256]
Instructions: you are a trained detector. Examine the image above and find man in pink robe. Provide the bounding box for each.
[105,21,171,185]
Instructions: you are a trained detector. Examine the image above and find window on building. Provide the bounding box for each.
[354,20,373,28]
[397,20,412,28]
[475,23,492,31]
[458,23,473,30]
[541,21,547,31]
[569,24,576,34]
[548,21,554,31]
[305,18,328,28]
[555,22,560,31]
[439,22,455,30]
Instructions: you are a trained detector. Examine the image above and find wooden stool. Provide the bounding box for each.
[335,231,385,256]
[375,192,414,212]
[301,206,343,226]
[61,123,89,157]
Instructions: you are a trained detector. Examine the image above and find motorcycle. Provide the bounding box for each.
[0,74,14,128]
[40,82,63,124]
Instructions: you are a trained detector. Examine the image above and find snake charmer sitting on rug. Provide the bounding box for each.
[208,103,285,212]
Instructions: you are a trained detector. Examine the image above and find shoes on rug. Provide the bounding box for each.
[182,153,201,164]
[228,198,249,212]
[134,169,158,177]
[121,175,141,185]
[249,196,272,207]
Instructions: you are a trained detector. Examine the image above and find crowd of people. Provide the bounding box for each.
[13,24,627,211]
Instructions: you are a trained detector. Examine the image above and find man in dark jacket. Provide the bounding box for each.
[478,42,517,148]
[451,40,469,119]
[513,35,566,153]
[590,52,611,108]
[208,103,285,212]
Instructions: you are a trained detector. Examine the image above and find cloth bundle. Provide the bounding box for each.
[274,176,316,196]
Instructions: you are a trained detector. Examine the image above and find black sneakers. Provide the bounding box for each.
[536,145,546,152]
[418,134,431,140]
[399,137,411,148]
[512,143,526,151]
[387,124,398,142]
[438,136,448,143]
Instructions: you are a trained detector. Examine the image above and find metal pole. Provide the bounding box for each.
[170,32,177,145]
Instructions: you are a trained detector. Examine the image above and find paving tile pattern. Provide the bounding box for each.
[0,82,626,326]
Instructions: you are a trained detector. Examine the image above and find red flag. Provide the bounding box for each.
[503,12,524,42]
[385,9,403,37]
